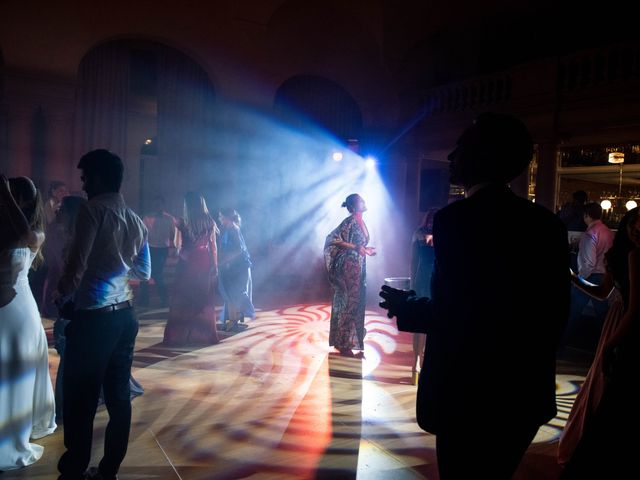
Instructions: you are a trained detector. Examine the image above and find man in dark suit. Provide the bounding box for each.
[380,112,570,480]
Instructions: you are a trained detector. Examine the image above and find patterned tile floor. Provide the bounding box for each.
[5,304,587,480]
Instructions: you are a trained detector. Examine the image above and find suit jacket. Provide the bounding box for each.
[406,184,570,434]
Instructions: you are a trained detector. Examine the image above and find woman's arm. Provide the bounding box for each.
[605,249,639,349]
[331,239,363,253]
[571,268,615,300]
[0,174,42,250]
[410,237,419,286]
[209,229,218,276]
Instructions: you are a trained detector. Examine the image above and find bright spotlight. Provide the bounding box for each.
[332,151,343,162]
[626,200,638,210]
[365,156,377,169]
[601,199,612,210]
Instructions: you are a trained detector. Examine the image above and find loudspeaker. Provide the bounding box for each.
[419,168,449,211]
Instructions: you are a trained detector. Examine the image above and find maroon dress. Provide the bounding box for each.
[163,222,218,346]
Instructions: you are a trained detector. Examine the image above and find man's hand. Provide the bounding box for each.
[54,292,75,319]
[379,285,433,333]
[379,285,416,319]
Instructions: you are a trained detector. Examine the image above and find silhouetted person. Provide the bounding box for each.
[409,208,437,384]
[30,181,69,313]
[558,190,588,272]
[44,180,69,226]
[140,196,177,308]
[380,112,570,480]
[558,190,588,232]
[51,196,144,425]
[218,208,255,331]
[55,149,150,480]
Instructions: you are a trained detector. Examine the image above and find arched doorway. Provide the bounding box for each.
[73,39,217,215]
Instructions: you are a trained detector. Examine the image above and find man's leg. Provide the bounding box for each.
[585,273,609,343]
[58,313,119,479]
[587,273,609,330]
[562,285,591,349]
[436,422,538,480]
[98,308,139,478]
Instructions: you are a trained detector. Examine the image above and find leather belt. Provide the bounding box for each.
[84,300,133,314]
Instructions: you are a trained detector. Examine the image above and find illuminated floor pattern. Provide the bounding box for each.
[5,305,582,479]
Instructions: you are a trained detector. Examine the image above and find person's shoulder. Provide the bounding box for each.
[525,202,568,239]
[522,198,563,220]
[124,205,147,225]
[339,215,355,226]
[31,229,45,248]
[528,199,562,219]
[436,197,467,219]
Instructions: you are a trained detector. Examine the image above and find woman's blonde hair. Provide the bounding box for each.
[8,176,45,269]
[183,191,218,240]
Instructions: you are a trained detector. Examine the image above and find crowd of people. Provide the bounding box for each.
[1,112,637,479]
[0,149,255,477]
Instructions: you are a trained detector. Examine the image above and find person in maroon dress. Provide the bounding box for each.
[163,191,219,346]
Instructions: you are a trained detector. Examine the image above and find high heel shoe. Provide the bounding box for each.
[225,317,240,332]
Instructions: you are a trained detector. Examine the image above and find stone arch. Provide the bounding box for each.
[274,74,363,142]
[266,0,390,127]
[74,38,217,214]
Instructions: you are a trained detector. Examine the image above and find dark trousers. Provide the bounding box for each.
[563,273,609,348]
[436,421,539,480]
[57,307,138,479]
[139,247,168,306]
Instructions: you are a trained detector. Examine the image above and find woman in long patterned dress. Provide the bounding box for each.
[163,191,219,346]
[324,193,376,356]
[559,206,640,478]
[0,175,56,470]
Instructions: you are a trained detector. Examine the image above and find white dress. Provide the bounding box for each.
[0,247,57,471]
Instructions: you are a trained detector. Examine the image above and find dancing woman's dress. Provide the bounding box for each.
[0,247,56,470]
[324,215,369,351]
[558,289,624,464]
[218,224,255,326]
[163,223,219,346]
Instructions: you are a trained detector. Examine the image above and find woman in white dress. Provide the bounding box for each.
[0,175,56,471]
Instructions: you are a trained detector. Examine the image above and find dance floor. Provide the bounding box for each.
[5,304,586,479]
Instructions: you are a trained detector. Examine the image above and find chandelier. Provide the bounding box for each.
[600,152,638,225]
